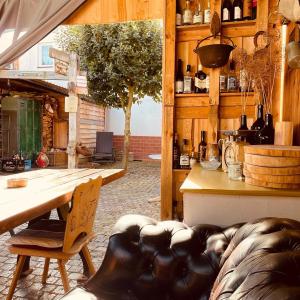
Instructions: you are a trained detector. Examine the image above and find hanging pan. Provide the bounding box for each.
[194,34,236,68]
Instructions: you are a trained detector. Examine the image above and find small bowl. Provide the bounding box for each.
[7,178,28,188]
[200,160,221,170]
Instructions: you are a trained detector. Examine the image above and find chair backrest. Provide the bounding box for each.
[63,176,102,253]
[96,132,113,154]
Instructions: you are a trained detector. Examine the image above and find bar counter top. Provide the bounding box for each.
[180,164,300,197]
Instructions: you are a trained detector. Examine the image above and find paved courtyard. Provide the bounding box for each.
[0,161,161,299]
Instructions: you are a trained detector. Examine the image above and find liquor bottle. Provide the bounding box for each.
[257,113,275,145]
[173,132,180,169]
[222,0,233,22]
[194,64,207,93]
[175,59,184,94]
[251,104,265,131]
[182,0,193,25]
[176,2,182,26]
[180,139,190,169]
[219,68,227,92]
[205,74,210,93]
[204,0,211,24]
[243,0,252,20]
[239,69,248,92]
[190,150,197,168]
[250,104,265,144]
[252,0,257,20]
[183,64,193,93]
[193,1,203,25]
[233,0,243,21]
[227,60,238,92]
[198,131,207,162]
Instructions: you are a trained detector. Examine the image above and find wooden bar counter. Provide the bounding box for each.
[180,165,300,226]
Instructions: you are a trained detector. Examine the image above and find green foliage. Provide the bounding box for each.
[56,21,162,109]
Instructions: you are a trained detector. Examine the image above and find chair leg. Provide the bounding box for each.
[81,246,96,276]
[57,259,70,292]
[42,258,50,284]
[6,255,26,300]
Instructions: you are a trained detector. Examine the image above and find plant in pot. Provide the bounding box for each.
[245,30,282,144]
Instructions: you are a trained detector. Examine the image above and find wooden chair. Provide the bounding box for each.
[5,176,102,300]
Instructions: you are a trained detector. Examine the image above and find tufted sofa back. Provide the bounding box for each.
[85,215,242,299]
[82,215,300,300]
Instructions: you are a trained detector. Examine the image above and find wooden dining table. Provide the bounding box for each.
[0,168,125,235]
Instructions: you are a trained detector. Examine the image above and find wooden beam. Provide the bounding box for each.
[207,0,222,144]
[67,53,80,169]
[161,0,176,220]
[0,70,67,80]
[64,0,163,25]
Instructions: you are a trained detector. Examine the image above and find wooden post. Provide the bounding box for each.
[207,0,221,144]
[161,0,176,220]
[67,53,80,169]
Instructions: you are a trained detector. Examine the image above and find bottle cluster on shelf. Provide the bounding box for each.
[176,59,209,94]
[222,0,257,22]
[177,0,211,26]
[175,58,254,95]
[173,131,207,170]
[176,0,257,27]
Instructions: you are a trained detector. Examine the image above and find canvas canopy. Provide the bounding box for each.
[0,0,86,69]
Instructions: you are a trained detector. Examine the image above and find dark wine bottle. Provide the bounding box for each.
[198,131,207,162]
[175,59,184,94]
[258,113,275,145]
[252,0,257,20]
[194,64,207,93]
[233,0,243,21]
[222,0,233,22]
[239,114,248,130]
[251,104,265,131]
[243,0,252,20]
[173,133,180,169]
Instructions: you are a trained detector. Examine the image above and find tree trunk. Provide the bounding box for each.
[122,86,134,170]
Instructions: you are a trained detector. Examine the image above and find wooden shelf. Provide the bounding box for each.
[220,92,254,97]
[176,20,257,42]
[175,93,208,97]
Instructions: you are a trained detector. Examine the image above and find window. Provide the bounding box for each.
[38,44,53,67]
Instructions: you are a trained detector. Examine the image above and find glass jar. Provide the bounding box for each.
[228,162,243,181]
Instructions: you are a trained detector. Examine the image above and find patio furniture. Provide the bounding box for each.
[6,177,102,300]
[61,214,300,300]
[92,132,115,163]
[0,168,125,235]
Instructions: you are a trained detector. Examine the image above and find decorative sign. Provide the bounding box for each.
[49,48,70,63]
[65,95,78,113]
[54,59,69,76]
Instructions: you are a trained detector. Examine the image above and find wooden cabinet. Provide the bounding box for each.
[161,0,271,220]
[53,120,68,149]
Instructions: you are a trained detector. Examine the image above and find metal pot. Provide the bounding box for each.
[194,35,236,68]
[287,25,300,69]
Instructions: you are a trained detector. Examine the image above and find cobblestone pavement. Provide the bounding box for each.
[0,161,161,299]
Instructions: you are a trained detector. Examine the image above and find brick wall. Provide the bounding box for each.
[113,135,161,160]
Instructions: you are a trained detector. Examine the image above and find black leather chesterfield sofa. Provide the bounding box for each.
[61,214,300,300]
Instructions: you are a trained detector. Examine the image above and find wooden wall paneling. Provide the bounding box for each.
[193,119,208,148]
[64,0,163,25]
[161,0,176,220]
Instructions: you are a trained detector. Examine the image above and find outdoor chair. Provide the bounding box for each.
[5,176,102,300]
[92,132,115,163]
